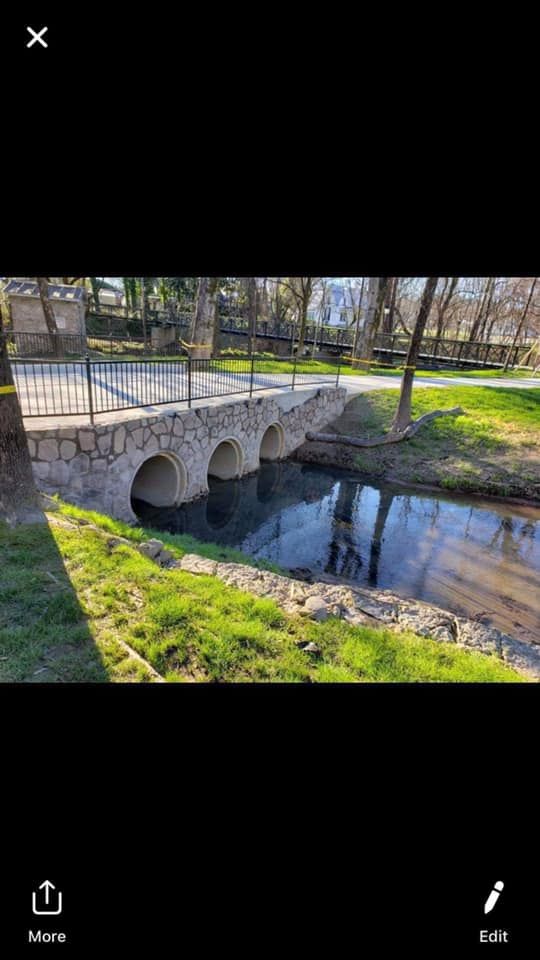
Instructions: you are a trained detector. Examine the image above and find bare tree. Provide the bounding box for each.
[390,277,440,433]
[468,277,494,342]
[502,277,538,371]
[276,278,320,356]
[434,277,459,340]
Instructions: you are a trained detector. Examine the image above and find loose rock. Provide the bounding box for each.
[303,596,330,622]
[301,642,322,655]
[137,539,164,560]
[179,554,218,576]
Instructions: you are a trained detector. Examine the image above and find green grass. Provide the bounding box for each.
[55,500,284,573]
[215,356,397,377]
[408,367,540,380]
[317,386,540,500]
[0,510,524,683]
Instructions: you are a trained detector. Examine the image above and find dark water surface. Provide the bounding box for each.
[135,461,540,644]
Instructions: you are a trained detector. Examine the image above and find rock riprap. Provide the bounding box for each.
[169,553,540,679]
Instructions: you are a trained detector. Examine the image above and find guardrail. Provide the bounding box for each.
[12,355,341,423]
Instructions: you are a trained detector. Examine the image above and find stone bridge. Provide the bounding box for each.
[26,387,347,522]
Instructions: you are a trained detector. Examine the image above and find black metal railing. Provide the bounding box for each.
[7,325,531,372]
[8,331,187,360]
[7,331,88,358]
[218,317,531,367]
[12,355,340,423]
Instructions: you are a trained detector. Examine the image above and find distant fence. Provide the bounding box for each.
[8,331,184,359]
[12,356,340,422]
[7,325,531,369]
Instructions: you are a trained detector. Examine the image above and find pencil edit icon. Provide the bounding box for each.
[484,881,504,914]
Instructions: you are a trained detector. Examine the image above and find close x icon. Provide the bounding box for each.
[26,26,48,48]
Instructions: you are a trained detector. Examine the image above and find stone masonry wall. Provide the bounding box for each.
[26,387,347,522]
[10,297,85,335]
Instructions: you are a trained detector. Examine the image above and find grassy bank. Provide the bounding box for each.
[0,509,522,683]
[407,367,540,380]
[300,386,540,501]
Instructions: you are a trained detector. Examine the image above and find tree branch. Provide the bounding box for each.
[306,407,465,448]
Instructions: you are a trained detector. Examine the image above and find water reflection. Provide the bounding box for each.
[135,461,540,643]
[206,478,241,529]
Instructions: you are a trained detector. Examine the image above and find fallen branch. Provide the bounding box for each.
[306,406,465,448]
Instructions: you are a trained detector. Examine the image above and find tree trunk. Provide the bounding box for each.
[477,276,496,341]
[140,278,148,352]
[375,277,389,333]
[386,277,399,334]
[468,277,492,342]
[502,277,537,371]
[259,278,270,323]
[190,278,219,359]
[247,277,258,356]
[390,276,439,434]
[306,406,463,448]
[353,277,380,371]
[296,279,312,356]
[89,277,102,312]
[0,302,43,525]
[123,278,131,313]
[36,277,62,358]
[381,278,396,334]
[352,277,366,361]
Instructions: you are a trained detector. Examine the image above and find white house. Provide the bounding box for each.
[99,288,124,308]
[307,281,363,328]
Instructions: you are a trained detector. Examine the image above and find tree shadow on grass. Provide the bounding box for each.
[0,518,109,683]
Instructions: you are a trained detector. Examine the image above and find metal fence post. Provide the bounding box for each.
[336,363,341,388]
[249,354,255,397]
[85,355,95,424]
[187,355,192,408]
[291,353,297,391]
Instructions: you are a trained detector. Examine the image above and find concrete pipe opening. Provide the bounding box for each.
[259,423,284,461]
[130,453,186,509]
[207,439,244,481]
